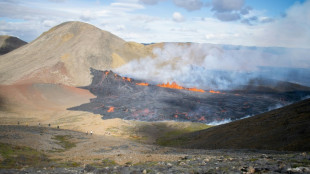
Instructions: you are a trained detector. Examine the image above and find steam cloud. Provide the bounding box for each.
[116,43,310,90]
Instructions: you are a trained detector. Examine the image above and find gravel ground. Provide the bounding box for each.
[1,151,310,173]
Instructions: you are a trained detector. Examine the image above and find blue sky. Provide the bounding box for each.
[0,0,309,48]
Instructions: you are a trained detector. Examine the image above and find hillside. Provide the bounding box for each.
[160,98,310,151]
[0,35,27,55]
[0,21,154,86]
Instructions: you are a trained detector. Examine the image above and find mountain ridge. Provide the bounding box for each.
[0,21,153,86]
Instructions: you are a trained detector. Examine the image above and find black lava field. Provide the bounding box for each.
[69,69,310,124]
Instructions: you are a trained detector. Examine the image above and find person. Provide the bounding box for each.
[38,123,41,127]
[90,130,93,135]
[48,123,51,127]
[57,125,59,129]
[86,131,88,135]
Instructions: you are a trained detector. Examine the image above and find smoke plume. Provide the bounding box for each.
[116,43,310,90]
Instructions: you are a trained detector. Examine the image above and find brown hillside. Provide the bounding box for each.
[163,98,310,151]
[0,21,153,86]
[0,35,27,55]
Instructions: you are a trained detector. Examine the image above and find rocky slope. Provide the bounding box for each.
[163,98,310,151]
[0,21,154,86]
[0,125,309,174]
[0,35,27,55]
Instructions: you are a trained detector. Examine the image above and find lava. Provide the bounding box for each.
[105,71,110,75]
[70,69,310,124]
[136,82,149,86]
[157,82,205,93]
[122,77,131,82]
[107,106,115,112]
[209,90,221,94]
[188,87,205,93]
[198,116,206,121]
[157,82,184,90]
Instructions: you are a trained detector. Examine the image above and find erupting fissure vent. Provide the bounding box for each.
[157,82,206,93]
[69,69,310,124]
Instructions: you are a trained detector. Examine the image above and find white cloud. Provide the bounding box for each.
[210,0,249,22]
[173,0,203,11]
[48,0,67,3]
[111,2,144,10]
[172,12,185,22]
[139,0,163,5]
[211,0,244,12]
[0,0,308,49]
[205,33,239,40]
[214,12,240,21]
[252,1,310,48]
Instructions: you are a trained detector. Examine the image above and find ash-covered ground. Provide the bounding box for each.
[69,68,310,124]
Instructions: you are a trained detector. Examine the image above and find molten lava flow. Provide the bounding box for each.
[107,106,115,112]
[209,90,221,94]
[198,116,205,121]
[188,88,205,93]
[136,82,149,86]
[157,82,184,90]
[122,77,131,82]
[157,82,206,93]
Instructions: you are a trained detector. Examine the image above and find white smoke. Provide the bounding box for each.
[208,118,232,125]
[115,43,310,90]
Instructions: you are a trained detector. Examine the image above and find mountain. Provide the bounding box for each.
[0,21,154,86]
[0,35,27,55]
[161,98,310,151]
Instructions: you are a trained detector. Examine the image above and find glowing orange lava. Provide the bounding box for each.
[122,77,131,82]
[107,107,115,112]
[198,116,205,121]
[157,82,205,93]
[136,82,149,86]
[105,71,110,75]
[209,90,221,94]
[157,82,184,90]
[188,88,205,93]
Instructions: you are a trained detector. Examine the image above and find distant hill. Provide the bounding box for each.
[0,35,27,55]
[161,98,310,151]
[0,21,155,86]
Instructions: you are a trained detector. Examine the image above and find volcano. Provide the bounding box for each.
[69,69,310,124]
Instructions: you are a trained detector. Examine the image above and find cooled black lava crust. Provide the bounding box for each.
[69,68,310,123]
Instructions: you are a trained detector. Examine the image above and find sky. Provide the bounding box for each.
[0,0,309,48]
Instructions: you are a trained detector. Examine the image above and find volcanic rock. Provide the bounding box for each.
[69,69,310,124]
[0,35,27,55]
[0,21,154,86]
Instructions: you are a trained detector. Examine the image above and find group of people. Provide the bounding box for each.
[86,130,93,135]
[17,121,60,129]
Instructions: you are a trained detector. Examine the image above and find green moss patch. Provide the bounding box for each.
[51,135,76,152]
[89,158,117,168]
[0,143,50,169]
